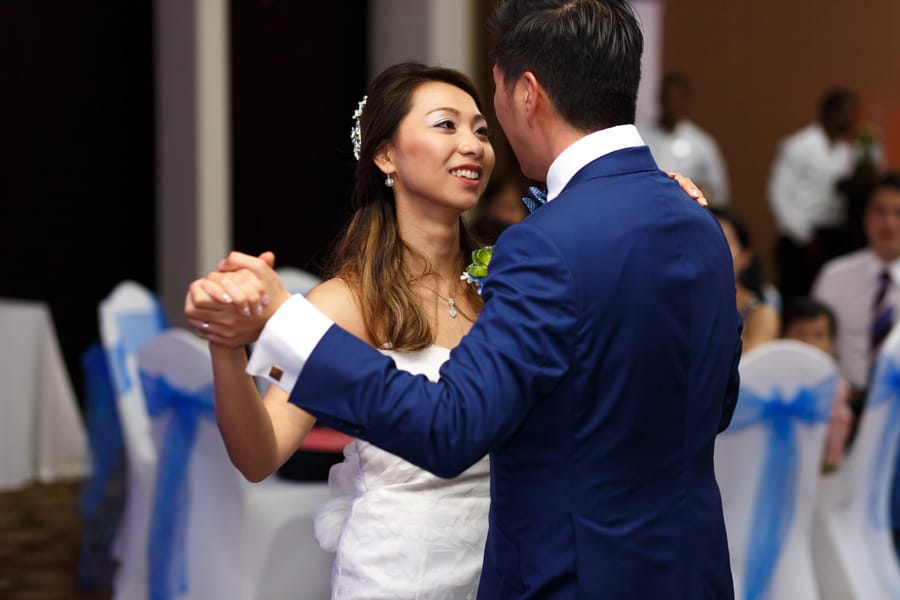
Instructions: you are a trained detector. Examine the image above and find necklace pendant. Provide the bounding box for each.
[447,297,457,318]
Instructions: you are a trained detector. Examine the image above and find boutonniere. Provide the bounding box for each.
[460,246,494,295]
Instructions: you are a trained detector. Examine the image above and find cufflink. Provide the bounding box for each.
[269,365,284,382]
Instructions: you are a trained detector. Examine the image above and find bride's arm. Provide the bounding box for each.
[187,276,367,482]
[208,345,314,482]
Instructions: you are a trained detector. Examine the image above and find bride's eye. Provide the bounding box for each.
[435,119,457,131]
[475,126,491,138]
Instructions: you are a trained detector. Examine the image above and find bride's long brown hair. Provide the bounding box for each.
[326,62,486,351]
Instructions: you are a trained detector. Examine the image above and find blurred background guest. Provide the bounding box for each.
[768,87,861,306]
[469,175,529,245]
[781,296,852,471]
[712,207,780,354]
[812,172,900,444]
[640,72,730,207]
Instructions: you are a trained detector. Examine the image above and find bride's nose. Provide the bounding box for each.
[458,132,484,158]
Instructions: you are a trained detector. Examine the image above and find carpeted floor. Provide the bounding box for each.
[0,479,112,600]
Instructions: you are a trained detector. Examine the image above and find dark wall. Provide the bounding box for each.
[0,1,370,405]
[230,0,368,276]
[0,2,156,403]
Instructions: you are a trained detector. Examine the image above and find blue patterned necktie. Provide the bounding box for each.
[870,269,894,371]
[521,186,548,214]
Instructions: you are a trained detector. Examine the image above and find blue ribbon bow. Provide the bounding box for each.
[864,356,900,530]
[520,185,548,214]
[141,370,215,600]
[726,374,837,600]
[107,308,168,394]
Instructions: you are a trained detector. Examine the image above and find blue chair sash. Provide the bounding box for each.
[107,307,167,394]
[865,356,900,530]
[78,342,124,590]
[726,374,837,600]
[141,369,215,600]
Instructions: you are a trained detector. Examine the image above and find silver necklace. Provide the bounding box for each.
[431,289,458,318]
[418,283,458,318]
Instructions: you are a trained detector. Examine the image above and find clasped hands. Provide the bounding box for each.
[184,251,291,348]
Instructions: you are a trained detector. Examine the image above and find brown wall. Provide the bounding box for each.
[661,1,900,280]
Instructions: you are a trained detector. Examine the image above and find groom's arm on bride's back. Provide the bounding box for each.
[241,225,577,477]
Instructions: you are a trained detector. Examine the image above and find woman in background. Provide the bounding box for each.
[713,206,781,353]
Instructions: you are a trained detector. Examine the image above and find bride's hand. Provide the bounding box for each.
[666,171,708,207]
[185,270,268,347]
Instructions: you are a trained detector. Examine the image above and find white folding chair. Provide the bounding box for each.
[715,340,838,600]
[813,324,900,600]
[98,280,168,600]
[137,328,332,599]
[276,266,323,296]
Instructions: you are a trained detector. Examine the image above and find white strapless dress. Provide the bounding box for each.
[313,345,491,599]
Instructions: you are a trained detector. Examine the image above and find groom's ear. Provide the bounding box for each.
[521,71,540,125]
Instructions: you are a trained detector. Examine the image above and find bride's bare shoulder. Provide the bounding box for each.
[304,277,369,342]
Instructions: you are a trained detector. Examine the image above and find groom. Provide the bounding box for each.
[196,1,741,597]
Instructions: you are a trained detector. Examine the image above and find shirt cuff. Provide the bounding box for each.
[245,294,334,392]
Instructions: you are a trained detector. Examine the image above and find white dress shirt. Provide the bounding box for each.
[768,124,857,245]
[812,249,900,389]
[248,124,649,390]
[640,119,730,206]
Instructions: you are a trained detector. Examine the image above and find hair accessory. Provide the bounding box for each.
[350,95,367,160]
[385,174,394,188]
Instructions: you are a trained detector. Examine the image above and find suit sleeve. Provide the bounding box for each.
[718,313,743,432]
[287,222,579,477]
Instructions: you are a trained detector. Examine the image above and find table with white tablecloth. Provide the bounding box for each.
[0,298,89,490]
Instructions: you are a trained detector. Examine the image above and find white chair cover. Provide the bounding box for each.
[137,328,332,599]
[715,340,838,600]
[813,324,900,600]
[98,280,168,600]
[276,266,323,296]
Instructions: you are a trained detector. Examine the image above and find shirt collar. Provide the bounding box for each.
[545,124,645,201]
[864,249,900,281]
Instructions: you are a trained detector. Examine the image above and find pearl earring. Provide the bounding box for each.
[385,174,394,188]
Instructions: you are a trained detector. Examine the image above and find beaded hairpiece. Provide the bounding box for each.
[350,95,367,160]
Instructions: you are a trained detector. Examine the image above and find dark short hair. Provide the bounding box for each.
[863,171,900,213]
[660,72,691,96]
[818,87,857,120]
[875,171,900,195]
[781,296,837,338]
[490,0,643,130]
[710,206,751,250]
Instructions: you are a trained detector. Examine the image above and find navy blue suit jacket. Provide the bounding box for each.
[291,146,741,599]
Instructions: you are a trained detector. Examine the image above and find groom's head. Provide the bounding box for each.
[489,0,643,133]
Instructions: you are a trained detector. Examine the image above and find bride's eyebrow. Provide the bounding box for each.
[427,107,488,123]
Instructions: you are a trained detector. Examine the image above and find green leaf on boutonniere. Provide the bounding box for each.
[461,246,494,295]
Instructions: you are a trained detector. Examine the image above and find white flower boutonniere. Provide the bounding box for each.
[460,246,494,295]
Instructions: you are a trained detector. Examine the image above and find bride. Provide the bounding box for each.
[188,62,495,598]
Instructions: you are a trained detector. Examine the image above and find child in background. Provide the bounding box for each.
[782,296,853,472]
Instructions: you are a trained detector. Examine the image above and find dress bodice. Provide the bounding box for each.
[313,345,491,600]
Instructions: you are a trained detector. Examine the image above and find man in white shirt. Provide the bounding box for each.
[770,87,860,306]
[640,72,730,207]
[812,172,900,438]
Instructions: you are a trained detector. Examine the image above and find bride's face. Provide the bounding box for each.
[380,81,495,217]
